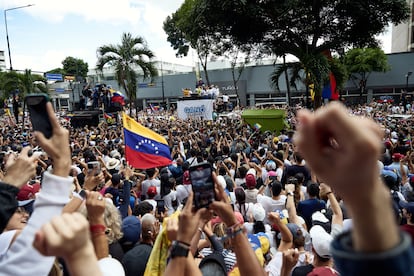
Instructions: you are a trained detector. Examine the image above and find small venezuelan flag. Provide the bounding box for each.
[123,113,172,169]
[253,123,262,131]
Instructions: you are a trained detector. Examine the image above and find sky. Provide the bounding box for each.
[0,0,393,73]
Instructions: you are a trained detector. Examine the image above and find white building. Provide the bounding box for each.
[391,0,414,53]
[87,60,194,83]
[0,50,6,71]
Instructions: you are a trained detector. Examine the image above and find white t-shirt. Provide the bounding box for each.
[257,194,286,221]
[176,184,192,204]
[245,189,259,204]
[141,178,161,200]
[162,190,177,215]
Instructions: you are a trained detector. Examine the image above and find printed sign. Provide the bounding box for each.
[177,99,214,120]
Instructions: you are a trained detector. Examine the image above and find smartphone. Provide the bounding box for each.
[156,199,165,214]
[189,162,214,209]
[25,94,53,139]
[87,161,101,175]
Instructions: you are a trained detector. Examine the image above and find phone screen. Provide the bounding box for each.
[156,199,165,214]
[189,162,214,209]
[87,161,101,175]
[25,95,53,139]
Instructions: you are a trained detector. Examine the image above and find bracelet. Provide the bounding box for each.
[90,224,106,234]
[218,223,244,242]
[175,240,191,248]
[326,191,333,196]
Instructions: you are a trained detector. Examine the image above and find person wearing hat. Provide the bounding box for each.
[1,101,75,276]
[122,214,158,276]
[386,153,408,180]
[295,102,414,275]
[290,225,334,276]
[245,169,260,204]
[144,186,158,211]
[141,168,161,200]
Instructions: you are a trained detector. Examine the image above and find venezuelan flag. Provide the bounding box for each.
[123,113,172,169]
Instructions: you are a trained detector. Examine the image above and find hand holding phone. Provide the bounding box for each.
[87,161,101,176]
[156,199,165,214]
[190,162,214,209]
[25,94,53,139]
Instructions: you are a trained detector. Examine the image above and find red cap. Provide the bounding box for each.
[245,174,256,188]
[392,153,404,161]
[17,182,40,201]
[147,186,157,197]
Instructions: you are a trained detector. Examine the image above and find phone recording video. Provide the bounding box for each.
[189,162,214,209]
[25,94,53,139]
[156,199,165,214]
[87,161,101,175]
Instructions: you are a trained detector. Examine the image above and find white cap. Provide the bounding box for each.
[310,225,333,258]
[98,257,125,276]
[252,203,266,222]
[247,168,256,176]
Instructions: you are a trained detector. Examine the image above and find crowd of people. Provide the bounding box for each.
[0,99,414,276]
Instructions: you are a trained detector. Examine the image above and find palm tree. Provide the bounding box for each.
[96,33,158,114]
[271,52,336,109]
[0,70,47,99]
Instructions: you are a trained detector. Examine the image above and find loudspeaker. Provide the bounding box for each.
[71,110,101,128]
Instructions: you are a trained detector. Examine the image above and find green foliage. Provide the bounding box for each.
[192,0,409,106]
[343,47,390,101]
[96,32,158,107]
[329,57,349,90]
[344,48,390,75]
[62,56,89,78]
[0,70,47,99]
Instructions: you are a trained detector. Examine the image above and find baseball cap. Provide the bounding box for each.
[265,160,276,171]
[268,171,277,177]
[247,168,256,176]
[310,225,333,258]
[147,186,157,196]
[252,203,266,222]
[392,153,404,161]
[312,211,331,233]
[399,200,414,214]
[17,182,40,201]
[245,174,256,188]
[121,216,141,244]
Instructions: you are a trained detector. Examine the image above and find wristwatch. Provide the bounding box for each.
[287,192,294,197]
[169,240,190,259]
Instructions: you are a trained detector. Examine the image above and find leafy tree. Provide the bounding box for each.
[194,0,409,107]
[96,33,158,113]
[344,47,390,102]
[164,0,225,86]
[62,56,89,79]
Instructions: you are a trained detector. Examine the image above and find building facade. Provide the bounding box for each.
[391,0,414,53]
[87,52,414,109]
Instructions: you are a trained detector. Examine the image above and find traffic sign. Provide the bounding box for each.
[46,73,63,81]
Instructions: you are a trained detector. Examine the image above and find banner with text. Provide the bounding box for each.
[177,99,214,120]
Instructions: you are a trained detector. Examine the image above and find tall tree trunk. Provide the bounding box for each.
[283,55,291,107]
